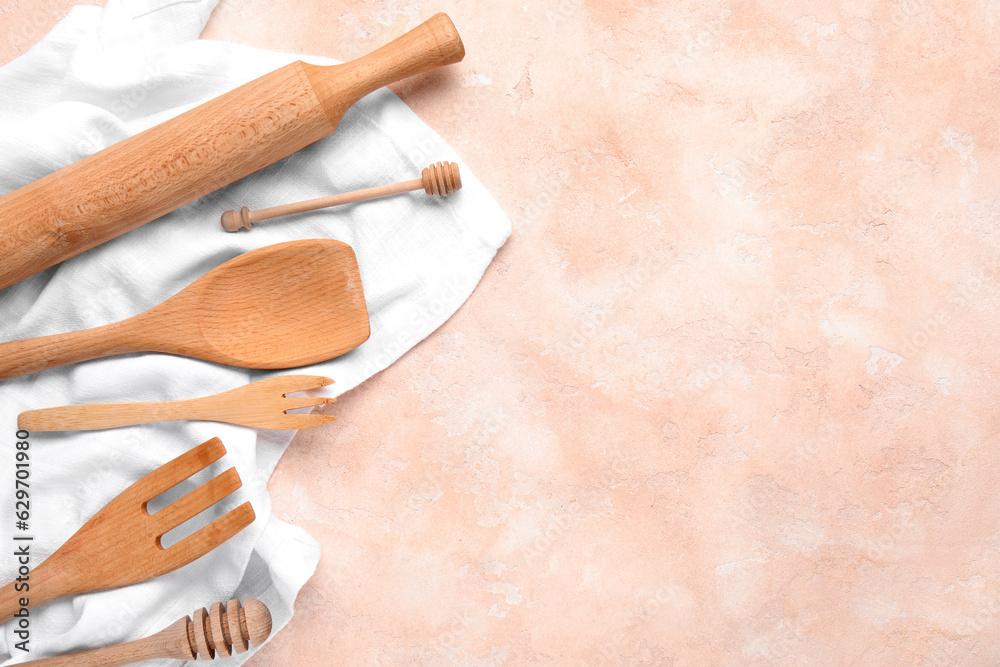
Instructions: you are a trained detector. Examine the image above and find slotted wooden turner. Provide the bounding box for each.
[18,375,337,431]
[0,239,370,381]
[0,438,254,624]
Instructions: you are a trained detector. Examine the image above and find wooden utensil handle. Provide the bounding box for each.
[0,323,145,381]
[319,12,465,115]
[0,13,464,292]
[19,600,269,665]
[0,582,26,626]
[260,179,423,221]
[0,561,72,625]
[17,639,158,667]
[20,617,193,666]
[18,399,196,431]
[229,178,423,230]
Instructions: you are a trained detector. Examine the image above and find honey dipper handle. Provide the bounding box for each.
[17,642,149,667]
[19,617,194,666]
[258,179,422,221]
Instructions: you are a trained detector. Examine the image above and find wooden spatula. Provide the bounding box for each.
[21,598,271,665]
[0,239,370,381]
[0,437,254,624]
[18,375,337,431]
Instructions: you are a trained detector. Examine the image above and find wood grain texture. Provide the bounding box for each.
[18,375,337,431]
[220,161,462,231]
[304,14,465,126]
[20,598,272,665]
[0,438,254,625]
[21,618,194,667]
[0,13,464,291]
[0,239,370,380]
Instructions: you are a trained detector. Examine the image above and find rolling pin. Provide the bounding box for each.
[0,13,464,291]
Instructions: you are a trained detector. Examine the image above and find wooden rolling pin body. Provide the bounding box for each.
[0,14,464,291]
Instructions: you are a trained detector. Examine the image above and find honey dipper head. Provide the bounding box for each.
[188,598,273,659]
[422,161,462,197]
[241,598,273,647]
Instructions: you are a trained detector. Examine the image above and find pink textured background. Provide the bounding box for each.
[4,1,1000,664]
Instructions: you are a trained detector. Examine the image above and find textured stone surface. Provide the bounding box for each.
[5,1,1000,664]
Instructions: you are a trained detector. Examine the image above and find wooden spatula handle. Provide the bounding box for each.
[0,13,464,291]
[0,323,146,381]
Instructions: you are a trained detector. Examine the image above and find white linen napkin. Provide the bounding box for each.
[0,1,509,663]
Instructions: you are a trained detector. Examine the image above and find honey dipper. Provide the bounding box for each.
[21,598,272,665]
[221,161,462,231]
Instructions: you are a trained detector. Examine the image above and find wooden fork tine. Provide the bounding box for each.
[166,502,255,565]
[282,396,336,411]
[140,437,226,500]
[151,468,241,536]
[254,374,334,395]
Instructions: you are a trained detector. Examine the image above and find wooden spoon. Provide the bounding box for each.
[0,239,370,381]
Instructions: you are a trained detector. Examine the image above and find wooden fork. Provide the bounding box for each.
[18,375,337,431]
[0,437,254,624]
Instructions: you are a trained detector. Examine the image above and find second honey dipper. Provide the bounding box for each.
[20,598,271,665]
